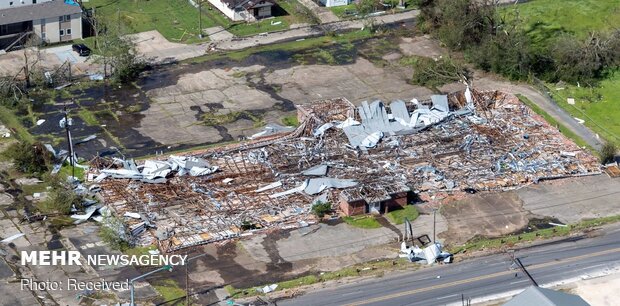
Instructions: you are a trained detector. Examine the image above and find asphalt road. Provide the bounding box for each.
[279,227,620,306]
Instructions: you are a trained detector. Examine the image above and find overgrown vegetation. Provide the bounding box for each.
[38,178,81,214]
[225,258,413,298]
[2,140,51,175]
[385,205,419,225]
[90,16,147,83]
[99,215,131,251]
[281,115,299,127]
[416,0,620,150]
[600,142,618,164]
[417,0,620,85]
[311,201,332,218]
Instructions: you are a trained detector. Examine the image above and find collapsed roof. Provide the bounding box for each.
[91,89,600,252]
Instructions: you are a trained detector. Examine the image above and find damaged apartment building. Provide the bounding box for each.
[89,88,600,253]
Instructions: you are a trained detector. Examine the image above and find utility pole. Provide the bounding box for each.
[62,100,75,179]
[185,251,190,306]
[432,208,437,243]
[198,0,203,39]
[513,257,539,287]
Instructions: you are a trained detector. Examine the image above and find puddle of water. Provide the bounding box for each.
[515,217,565,234]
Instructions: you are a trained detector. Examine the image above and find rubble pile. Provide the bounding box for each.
[90,89,600,252]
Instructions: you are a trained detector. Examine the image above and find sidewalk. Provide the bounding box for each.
[210,10,419,51]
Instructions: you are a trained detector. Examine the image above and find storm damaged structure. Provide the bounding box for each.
[90,89,600,253]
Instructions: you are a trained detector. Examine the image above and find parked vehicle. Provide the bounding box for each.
[72,44,91,56]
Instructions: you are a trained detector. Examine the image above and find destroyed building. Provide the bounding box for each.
[90,89,600,253]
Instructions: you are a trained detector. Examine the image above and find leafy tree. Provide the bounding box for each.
[356,0,381,16]
[551,31,620,85]
[90,16,145,83]
[418,0,497,50]
[467,19,534,80]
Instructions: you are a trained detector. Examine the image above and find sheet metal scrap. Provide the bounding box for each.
[90,89,600,253]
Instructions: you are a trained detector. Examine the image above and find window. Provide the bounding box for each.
[59,29,64,36]
[41,19,45,26]
[41,32,46,39]
[65,15,71,21]
[66,28,71,35]
[33,0,37,4]
[9,2,13,6]
[59,16,63,22]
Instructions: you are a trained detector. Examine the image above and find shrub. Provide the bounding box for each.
[600,142,618,164]
[3,140,51,175]
[99,215,130,251]
[312,201,332,218]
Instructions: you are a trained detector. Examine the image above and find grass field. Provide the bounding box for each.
[546,74,620,145]
[503,0,620,48]
[385,205,419,225]
[84,0,306,42]
[504,0,620,146]
[85,0,212,43]
[343,215,382,229]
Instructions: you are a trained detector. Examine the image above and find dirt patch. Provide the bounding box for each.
[440,192,531,245]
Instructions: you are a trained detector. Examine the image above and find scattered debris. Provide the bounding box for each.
[258,284,278,293]
[89,89,600,253]
[399,241,452,264]
[1,232,25,243]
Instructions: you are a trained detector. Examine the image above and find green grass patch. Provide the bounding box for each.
[503,0,620,49]
[21,182,49,196]
[227,16,290,37]
[543,75,620,145]
[124,245,158,257]
[385,205,419,225]
[57,164,86,181]
[77,109,100,126]
[343,215,382,229]
[48,216,75,229]
[153,279,186,305]
[226,257,414,298]
[185,28,374,63]
[0,105,34,142]
[84,0,212,44]
[450,214,620,254]
[516,94,591,149]
[281,115,299,127]
[330,4,359,19]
